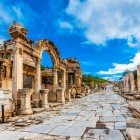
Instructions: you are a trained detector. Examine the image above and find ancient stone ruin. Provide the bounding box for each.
[114,65,140,139]
[0,22,85,116]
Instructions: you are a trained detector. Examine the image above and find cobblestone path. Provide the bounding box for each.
[0,86,134,140]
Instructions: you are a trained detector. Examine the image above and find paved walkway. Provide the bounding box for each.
[0,86,135,140]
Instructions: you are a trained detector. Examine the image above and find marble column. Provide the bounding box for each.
[57,88,65,104]
[18,88,33,115]
[33,58,41,105]
[137,65,140,92]
[12,47,23,101]
[62,70,66,90]
[65,88,72,102]
[53,67,58,90]
[40,89,49,109]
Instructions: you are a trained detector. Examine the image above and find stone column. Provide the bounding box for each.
[53,67,58,89]
[65,88,72,102]
[33,58,41,105]
[12,47,23,101]
[18,88,33,115]
[137,65,140,92]
[62,70,66,90]
[57,88,65,104]
[129,72,135,93]
[40,89,49,109]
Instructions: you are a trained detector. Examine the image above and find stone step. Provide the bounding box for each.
[32,108,46,113]
[126,128,140,140]
[129,101,140,118]
[127,117,140,129]
[49,102,63,108]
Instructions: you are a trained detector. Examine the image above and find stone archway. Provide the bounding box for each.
[32,39,67,105]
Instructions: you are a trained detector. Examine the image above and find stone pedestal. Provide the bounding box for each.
[40,89,49,109]
[57,88,65,104]
[18,89,33,115]
[66,89,72,102]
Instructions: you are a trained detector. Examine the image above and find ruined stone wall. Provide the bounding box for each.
[137,65,140,92]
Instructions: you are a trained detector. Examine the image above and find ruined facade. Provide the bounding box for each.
[122,66,140,94]
[0,22,83,115]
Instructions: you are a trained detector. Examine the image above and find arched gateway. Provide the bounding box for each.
[0,22,82,114]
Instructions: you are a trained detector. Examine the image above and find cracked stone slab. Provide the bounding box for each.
[115,122,126,130]
[70,120,97,127]
[100,116,126,122]
[127,117,140,129]
[83,128,125,140]
[0,131,29,140]
[126,128,140,140]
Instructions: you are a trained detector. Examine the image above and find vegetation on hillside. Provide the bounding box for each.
[41,65,46,71]
[82,74,108,86]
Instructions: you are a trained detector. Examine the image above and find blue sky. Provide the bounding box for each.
[0,0,140,81]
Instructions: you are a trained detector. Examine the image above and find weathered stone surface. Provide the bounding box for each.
[100,116,126,122]
[115,122,126,130]
[83,128,125,140]
[127,117,140,129]
[0,131,29,140]
[0,87,135,139]
[126,128,140,140]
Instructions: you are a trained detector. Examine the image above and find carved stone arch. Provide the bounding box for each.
[35,39,61,66]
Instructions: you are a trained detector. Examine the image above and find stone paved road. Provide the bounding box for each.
[0,86,135,140]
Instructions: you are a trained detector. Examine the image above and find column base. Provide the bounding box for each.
[66,89,72,102]
[42,104,50,109]
[57,88,65,105]
[18,108,33,115]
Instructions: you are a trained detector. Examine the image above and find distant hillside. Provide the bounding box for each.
[82,74,108,85]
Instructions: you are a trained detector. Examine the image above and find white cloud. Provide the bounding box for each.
[102,75,122,81]
[81,61,92,66]
[0,0,38,43]
[0,36,5,44]
[0,3,13,24]
[58,21,73,30]
[98,52,140,75]
[0,0,37,26]
[13,6,23,18]
[66,0,140,46]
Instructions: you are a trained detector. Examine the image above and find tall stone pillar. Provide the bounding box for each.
[129,72,135,93]
[66,89,72,102]
[53,67,58,90]
[33,58,41,105]
[137,65,140,92]
[40,89,49,109]
[57,88,65,104]
[12,47,23,101]
[62,70,66,90]
[18,89,33,115]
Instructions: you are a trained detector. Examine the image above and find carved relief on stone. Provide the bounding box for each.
[6,43,17,51]
[1,66,6,79]
[19,48,23,55]
[23,52,36,67]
